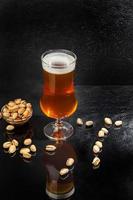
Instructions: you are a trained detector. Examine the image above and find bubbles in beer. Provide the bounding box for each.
[42,52,76,74]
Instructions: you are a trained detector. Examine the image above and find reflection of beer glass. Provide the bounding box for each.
[40,49,78,140]
[43,142,77,199]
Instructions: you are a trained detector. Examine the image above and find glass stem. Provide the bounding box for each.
[55,118,62,129]
[53,119,64,140]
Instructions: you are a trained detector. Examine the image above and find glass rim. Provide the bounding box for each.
[41,49,77,65]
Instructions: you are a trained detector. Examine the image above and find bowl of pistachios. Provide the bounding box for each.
[1,98,33,125]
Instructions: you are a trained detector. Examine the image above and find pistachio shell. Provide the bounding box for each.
[77,118,83,125]
[93,145,100,154]
[24,138,32,146]
[30,144,36,152]
[95,141,103,148]
[6,125,15,131]
[104,117,112,125]
[3,141,12,149]
[45,145,56,152]
[23,152,31,159]
[9,144,16,154]
[92,157,100,166]
[20,148,30,154]
[66,158,74,167]
[59,168,69,176]
[12,139,19,147]
[115,120,122,127]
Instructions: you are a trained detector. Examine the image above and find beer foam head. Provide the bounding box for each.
[42,51,76,74]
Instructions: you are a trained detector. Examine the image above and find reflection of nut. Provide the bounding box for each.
[3,141,12,149]
[9,144,16,154]
[24,138,32,146]
[6,125,15,131]
[10,152,16,158]
[30,144,36,153]
[45,145,56,152]
[59,168,69,176]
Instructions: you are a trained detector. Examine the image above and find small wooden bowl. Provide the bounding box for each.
[1,105,33,125]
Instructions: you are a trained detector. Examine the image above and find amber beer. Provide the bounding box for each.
[40,51,78,119]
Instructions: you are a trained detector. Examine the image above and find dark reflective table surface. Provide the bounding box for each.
[0,85,133,200]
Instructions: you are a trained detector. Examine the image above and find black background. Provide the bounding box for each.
[1,1,133,200]
[1,0,133,87]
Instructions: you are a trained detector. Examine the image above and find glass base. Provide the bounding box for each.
[46,187,75,199]
[44,121,73,141]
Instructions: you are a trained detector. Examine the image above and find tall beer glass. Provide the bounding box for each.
[40,49,78,140]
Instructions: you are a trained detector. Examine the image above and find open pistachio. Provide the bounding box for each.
[24,138,32,146]
[93,145,100,154]
[8,144,16,154]
[92,156,100,166]
[66,158,74,167]
[26,103,32,108]
[20,148,30,154]
[3,112,10,118]
[12,139,19,147]
[95,141,103,149]
[8,101,15,107]
[85,120,93,127]
[104,117,112,125]
[98,130,105,137]
[23,110,29,118]
[14,98,21,104]
[101,127,108,134]
[3,141,12,149]
[77,118,83,125]
[12,112,18,120]
[45,145,56,152]
[59,168,69,176]
[18,108,25,114]
[6,125,15,131]
[30,144,36,153]
[23,152,31,159]
[115,120,122,127]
